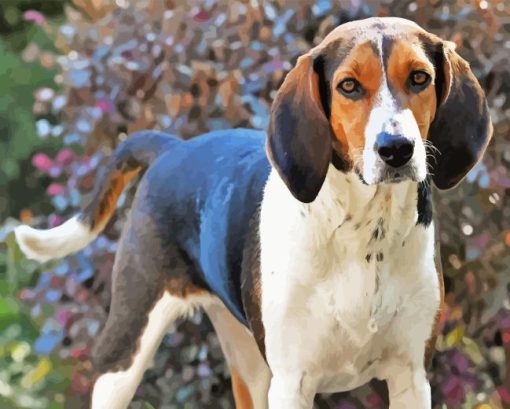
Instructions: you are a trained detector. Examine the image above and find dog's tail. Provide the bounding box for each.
[15,131,178,263]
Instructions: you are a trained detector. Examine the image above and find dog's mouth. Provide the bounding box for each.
[355,163,421,185]
[379,165,417,184]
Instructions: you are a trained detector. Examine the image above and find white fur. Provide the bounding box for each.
[14,216,96,262]
[259,166,440,408]
[92,293,214,409]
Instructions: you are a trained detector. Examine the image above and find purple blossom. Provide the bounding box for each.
[23,10,45,26]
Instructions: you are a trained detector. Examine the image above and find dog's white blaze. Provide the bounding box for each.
[260,166,439,406]
[91,293,212,409]
[362,34,428,185]
[14,216,96,262]
[363,36,396,184]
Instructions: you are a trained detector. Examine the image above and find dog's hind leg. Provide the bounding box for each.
[90,207,210,409]
[91,292,190,409]
[205,302,271,409]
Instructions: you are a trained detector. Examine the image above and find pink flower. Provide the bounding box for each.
[23,10,45,26]
[55,148,75,165]
[55,309,73,327]
[70,347,90,360]
[498,386,510,403]
[95,98,114,114]
[47,183,65,197]
[441,377,466,407]
[32,153,53,172]
[193,10,210,22]
[49,214,64,227]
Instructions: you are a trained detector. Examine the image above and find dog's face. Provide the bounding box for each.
[267,17,492,202]
[329,37,436,185]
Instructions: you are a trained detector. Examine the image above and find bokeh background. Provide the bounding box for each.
[0,0,508,408]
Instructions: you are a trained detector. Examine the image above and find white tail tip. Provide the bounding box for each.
[14,216,96,263]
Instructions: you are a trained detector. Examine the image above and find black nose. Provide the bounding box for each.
[376,133,414,168]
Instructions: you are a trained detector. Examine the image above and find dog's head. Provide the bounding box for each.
[267,17,492,202]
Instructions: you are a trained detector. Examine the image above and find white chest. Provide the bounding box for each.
[259,168,440,392]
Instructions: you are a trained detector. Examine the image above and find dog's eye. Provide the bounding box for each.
[409,71,431,91]
[337,78,363,98]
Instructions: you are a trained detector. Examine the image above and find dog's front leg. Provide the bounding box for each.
[263,307,318,408]
[267,371,315,409]
[385,364,431,409]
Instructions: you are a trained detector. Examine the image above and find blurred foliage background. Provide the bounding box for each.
[0,0,508,408]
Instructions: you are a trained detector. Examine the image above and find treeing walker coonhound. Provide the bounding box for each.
[15,17,492,409]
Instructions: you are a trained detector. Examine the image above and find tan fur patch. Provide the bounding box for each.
[386,38,437,139]
[166,277,208,298]
[230,366,254,409]
[93,167,142,230]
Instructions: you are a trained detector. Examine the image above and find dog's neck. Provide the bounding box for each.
[296,165,420,245]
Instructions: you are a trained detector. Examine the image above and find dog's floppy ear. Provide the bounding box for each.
[266,53,333,203]
[428,41,493,190]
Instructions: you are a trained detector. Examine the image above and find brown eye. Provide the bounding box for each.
[337,78,362,98]
[409,71,431,90]
[340,80,355,93]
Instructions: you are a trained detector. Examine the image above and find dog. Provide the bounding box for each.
[15,17,492,409]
